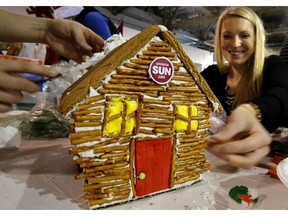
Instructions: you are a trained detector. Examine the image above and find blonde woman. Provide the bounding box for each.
[201,6,288,168]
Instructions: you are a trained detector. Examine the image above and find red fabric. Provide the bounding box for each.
[135,138,173,197]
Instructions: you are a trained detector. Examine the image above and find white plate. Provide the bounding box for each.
[276,158,288,188]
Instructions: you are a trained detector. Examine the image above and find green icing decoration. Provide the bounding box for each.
[229,185,249,203]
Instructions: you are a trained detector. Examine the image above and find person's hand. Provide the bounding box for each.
[0,58,57,112]
[207,104,272,169]
[42,19,105,63]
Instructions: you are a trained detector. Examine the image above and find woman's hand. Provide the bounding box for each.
[42,19,105,63]
[207,104,272,169]
[0,58,57,112]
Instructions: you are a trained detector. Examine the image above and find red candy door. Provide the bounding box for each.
[135,138,173,197]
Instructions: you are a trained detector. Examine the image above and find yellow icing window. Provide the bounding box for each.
[104,97,138,136]
[174,104,198,132]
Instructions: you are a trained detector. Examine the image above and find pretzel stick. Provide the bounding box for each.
[103,84,164,92]
[88,193,129,207]
[83,193,108,200]
[141,113,175,120]
[84,162,129,174]
[153,128,173,134]
[174,71,191,77]
[142,50,175,57]
[115,68,147,76]
[82,179,128,192]
[88,174,130,184]
[176,170,199,179]
[76,103,102,111]
[75,115,102,122]
[75,172,103,180]
[163,97,200,102]
[70,130,101,139]
[149,41,169,46]
[177,154,205,162]
[178,133,196,139]
[123,62,148,70]
[141,108,173,115]
[143,98,170,105]
[93,145,128,154]
[140,123,172,128]
[135,135,172,142]
[144,104,170,110]
[70,136,101,145]
[198,124,210,129]
[147,46,171,52]
[99,152,129,160]
[175,175,200,185]
[73,108,102,116]
[167,87,202,92]
[112,189,131,197]
[139,129,155,134]
[175,114,188,121]
[176,159,198,167]
[74,121,102,127]
[137,54,177,61]
[177,150,205,158]
[107,113,122,122]
[103,167,130,175]
[177,165,197,172]
[171,76,194,82]
[130,59,152,65]
[177,142,200,149]
[111,74,149,80]
[109,78,156,86]
[178,137,200,143]
[141,119,172,124]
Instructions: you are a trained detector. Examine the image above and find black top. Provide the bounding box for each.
[201,55,288,132]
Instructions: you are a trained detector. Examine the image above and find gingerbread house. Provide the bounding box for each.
[58,25,223,209]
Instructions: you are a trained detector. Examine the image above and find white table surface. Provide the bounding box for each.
[0,138,287,210]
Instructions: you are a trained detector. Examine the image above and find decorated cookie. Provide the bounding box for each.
[229,185,259,207]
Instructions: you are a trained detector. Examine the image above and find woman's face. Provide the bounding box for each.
[220,16,255,67]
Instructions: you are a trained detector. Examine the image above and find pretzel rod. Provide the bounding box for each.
[147,46,171,52]
[85,95,105,103]
[159,92,199,98]
[175,114,188,121]
[103,84,164,92]
[141,108,173,115]
[93,145,128,154]
[178,133,196,139]
[125,112,135,120]
[112,189,131,197]
[175,175,200,185]
[115,67,147,76]
[169,136,177,188]
[176,159,198,167]
[177,142,200,149]
[153,128,173,134]
[74,121,102,127]
[137,54,177,61]
[177,150,205,158]
[80,158,111,168]
[88,174,130,184]
[82,179,128,192]
[177,165,197,172]
[120,102,127,135]
[103,167,130,175]
[167,87,201,92]
[176,170,199,179]
[198,124,210,129]
[163,96,200,102]
[176,154,205,162]
[119,137,131,144]
[130,59,152,65]
[88,193,128,207]
[141,118,172,125]
[111,74,148,80]
[123,62,148,70]
[142,98,170,105]
[141,113,175,120]
[178,137,200,143]
[171,76,195,82]
[99,152,129,160]
[149,41,169,46]
[139,129,155,135]
[177,145,206,154]
[190,116,208,120]
[128,138,136,197]
[187,106,192,134]
[109,78,156,86]
[73,108,102,116]
[107,113,122,122]
[135,135,172,142]
[140,122,172,129]
[84,162,129,173]
[70,130,101,139]
[143,104,170,110]
[70,136,101,145]
[75,172,103,180]
[76,103,101,111]
[142,50,175,57]
[69,145,96,154]
[74,115,102,122]
[173,71,190,77]
[83,193,108,200]
[73,156,92,164]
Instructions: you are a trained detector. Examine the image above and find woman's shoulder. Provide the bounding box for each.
[265,54,287,64]
[201,64,222,79]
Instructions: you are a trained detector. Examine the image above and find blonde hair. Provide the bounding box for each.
[214,6,267,108]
